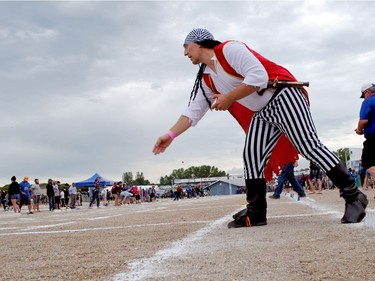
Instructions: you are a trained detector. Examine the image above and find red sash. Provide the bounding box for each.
[203,41,303,181]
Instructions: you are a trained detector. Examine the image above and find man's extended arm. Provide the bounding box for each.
[153,115,191,155]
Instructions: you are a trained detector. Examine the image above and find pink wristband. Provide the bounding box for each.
[167,130,176,140]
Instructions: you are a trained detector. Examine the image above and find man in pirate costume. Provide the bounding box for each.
[153,28,367,227]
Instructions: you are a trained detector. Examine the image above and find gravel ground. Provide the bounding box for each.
[1,188,374,281]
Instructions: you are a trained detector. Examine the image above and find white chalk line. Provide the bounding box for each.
[111,211,237,281]
[0,220,211,236]
[86,214,122,220]
[0,210,338,237]
[18,221,76,231]
[0,211,125,234]
[269,211,339,219]
[110,208,339,281]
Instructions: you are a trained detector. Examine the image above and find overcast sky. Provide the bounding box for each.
[1,1,374,185]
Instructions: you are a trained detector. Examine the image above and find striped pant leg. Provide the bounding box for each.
[243,87,340,180]
[243,113,283,179]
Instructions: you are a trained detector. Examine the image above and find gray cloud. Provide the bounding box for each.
[0,1,374,185]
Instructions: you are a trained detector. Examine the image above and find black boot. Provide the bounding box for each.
[228,179,267,228]
[326,163,368,223]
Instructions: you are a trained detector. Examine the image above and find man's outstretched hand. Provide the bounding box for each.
[153,134,173,155]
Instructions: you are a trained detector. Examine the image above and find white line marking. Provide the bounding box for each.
[0,220,210,236]
[86,214,122,220]
[19,221,75,231]
[268,212,339,219]
[112,212,236,281]
[110,195,373,280]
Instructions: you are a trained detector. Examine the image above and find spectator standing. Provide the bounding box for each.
[308,161,323,194]
[31,178,42,212]
[60,188,66,208]
[8,176,20,214]
[299,173,308,189]
[101,187,109,206]
[269,160,306,199]
[63,184,69,208]
[355,83,375,197]
[53,181,61,209]
[69,183,78,208]
[89,177,101,208]
[358,160,366,188]
[150,186,156,202]
[175,186,183,201]
[77,189,83,206]
[46,179,55,211]
[19,176,33,214]
[143,188,148,202]
[186,186,192,198]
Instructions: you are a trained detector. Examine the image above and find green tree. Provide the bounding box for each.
[133,172,150,185]
[159,165,227,185]
[334,148,350,165]
[122,172,133,185]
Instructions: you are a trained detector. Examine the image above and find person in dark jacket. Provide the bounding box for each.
[8,176,20,213]
[46,179,55,211]
[89,177,101,208]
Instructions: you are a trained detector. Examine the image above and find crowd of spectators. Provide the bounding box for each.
[1,175,213,214]
[2,170,371,213]
[1,176,86,213]
[1,176,163,213]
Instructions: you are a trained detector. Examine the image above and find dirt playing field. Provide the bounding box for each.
[1,188,375,281]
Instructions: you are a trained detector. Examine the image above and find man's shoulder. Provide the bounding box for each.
[369,95,375,103]
[361,96,375,109]
[219,40,247,54]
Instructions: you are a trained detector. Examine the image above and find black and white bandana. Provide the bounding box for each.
[184,28,214,45]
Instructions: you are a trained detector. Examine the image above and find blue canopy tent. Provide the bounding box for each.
[75,173,116,187]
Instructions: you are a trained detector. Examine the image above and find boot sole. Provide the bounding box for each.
[227,220,267,228]
[341,192,368,223]
[341,212,366,224]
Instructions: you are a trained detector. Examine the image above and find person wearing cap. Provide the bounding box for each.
[355,83,375,189]
[153,28,367,227]
[19,176,33,214]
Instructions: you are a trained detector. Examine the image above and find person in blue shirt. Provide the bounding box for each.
[355,83,375,194]
[185,186,192,198]
[19,176,33,214]
[269,159,306,199]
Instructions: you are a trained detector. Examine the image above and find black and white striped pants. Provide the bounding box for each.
[243,87,340,179]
